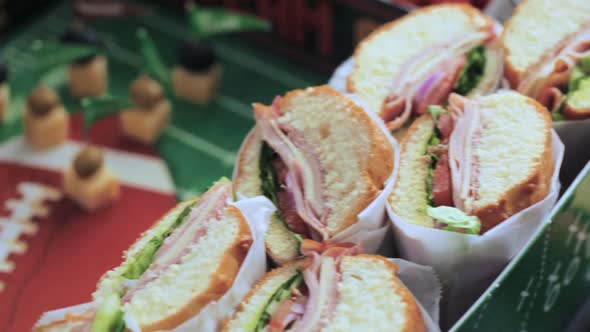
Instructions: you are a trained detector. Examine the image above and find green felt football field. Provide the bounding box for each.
[0,1,327,198]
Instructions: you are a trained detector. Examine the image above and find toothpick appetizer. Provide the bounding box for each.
[63,145,120,211]
[24,85,69,150]
[172,2,271,104]
[60,25,108,97]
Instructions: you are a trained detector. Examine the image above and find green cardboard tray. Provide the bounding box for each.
[452,160,590,331]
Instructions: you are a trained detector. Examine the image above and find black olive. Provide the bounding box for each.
[177,39,217,74]
[59,27,103,64]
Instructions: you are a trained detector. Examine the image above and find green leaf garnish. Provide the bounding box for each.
[30,39,100,75]
[453,45,486,96]
[187,2,271,39]
[579,54,590,75]
[254,270,303,332]
[426,105,448,120]
[91,294,125,332]
[259,142,280,206]
[82,95,133,137]
[427,206,481,235]
[137,28,170,89]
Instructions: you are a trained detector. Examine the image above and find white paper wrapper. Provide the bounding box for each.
[387,131,564,326]
[392,258,441,332]
[328,57,355,93]
[161,196,276,332]
[233,93,400,255]
[34,301,98,328]
[36,197,276,332]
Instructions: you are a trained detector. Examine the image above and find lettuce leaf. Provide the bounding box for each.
[427,206,481,234]
[453,45,486,96]
[92,294,125,332]
[259,142,279,206]
[120,201,195,280]
[254,271,303,332]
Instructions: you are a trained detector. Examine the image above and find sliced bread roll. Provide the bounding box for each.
[502,0,590,87]
[223,254,425,332]
[234,85,394,264]
[35,180,254,332]
[348,4,496,117]
[390,91,553,233]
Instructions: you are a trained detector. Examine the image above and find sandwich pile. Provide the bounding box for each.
[502,0,590,120]
[223,240,426,332]
[389,91,553,234]
[234,85,394,264]
[348,4,503,131]
[34,179,255,332]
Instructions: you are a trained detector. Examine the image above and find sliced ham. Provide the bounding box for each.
[272,158,312,237]
[518,24,590,104]
[285,241,361,332]
[122,182,231,303]
[382,27,497,130]
[448,94,482,213]
[255,102,329,239]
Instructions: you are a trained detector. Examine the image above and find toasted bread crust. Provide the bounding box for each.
[223,255,425,332]
[93,197,199,295]
[278,86,393,235]
[234,127,263,198]
[390,96,553,234]
[234,86,393,262]
[347,3,493,96]
[475,98,553,233]
[501,0,533,88]
[352,255,425,332]
[502,0,590,88]
[221,259,306,331]
[141,205,253,331]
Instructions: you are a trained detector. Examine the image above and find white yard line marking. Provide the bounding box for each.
[141,14,313,88]
[0,137,175,194]
[216,94,253,119]
[164,125,236,166]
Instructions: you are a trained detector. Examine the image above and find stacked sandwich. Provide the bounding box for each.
[34,1,572,331]
[348,4,503,132]
[234,85,395,264]
[34,179,268,332]
[502,0,590,120]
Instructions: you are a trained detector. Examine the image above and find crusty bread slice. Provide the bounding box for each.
[222,259,306,331]
[389,91,553,233]
[323,255,425,332]
[222,255,425,332]
[93,197,199,299]
[234,127,301,265]
[348,4,494,115]
[34,319,89,332]
[234,86,394,263]
[502,0,590,87]
[389,115,437,228]
[473,92,553,232]
[122,204,252,331]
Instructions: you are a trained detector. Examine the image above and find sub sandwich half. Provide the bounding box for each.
[223,240,425,332]
[234,85,394,264]
[389,91,553,234]
[348,4,503,132]
[34,179,253,332]
[502,0,590,120]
